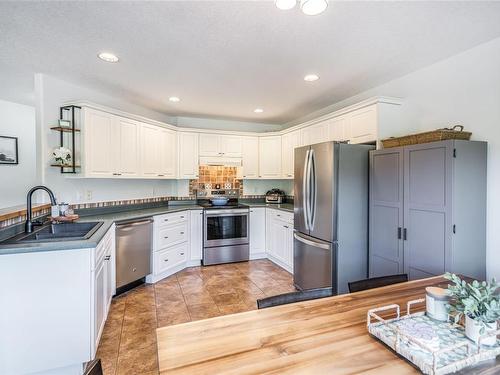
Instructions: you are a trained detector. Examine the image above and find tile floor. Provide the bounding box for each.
[96,259,295,375]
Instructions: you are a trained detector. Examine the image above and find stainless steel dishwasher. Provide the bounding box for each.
[115,218,153,293]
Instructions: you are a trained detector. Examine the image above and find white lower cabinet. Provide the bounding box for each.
[249,207,266,257]
[265,209,294,273]
[92,224,115,355]
[154,243,188,275]
[150,210,202,283]
[189,210,203,262]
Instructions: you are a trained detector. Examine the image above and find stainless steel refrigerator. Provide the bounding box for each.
[294,141,374,294]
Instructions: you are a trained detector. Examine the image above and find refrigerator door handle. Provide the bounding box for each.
[309,148,317,230]
[293,232,330,250]
[303,149,311,230]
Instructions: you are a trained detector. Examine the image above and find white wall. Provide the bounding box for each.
[177,116,281,133]
[243,179,293,196]
[288,37,500,280]
[0,99,36,208]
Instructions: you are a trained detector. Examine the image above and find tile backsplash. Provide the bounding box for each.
[189,166,243,195]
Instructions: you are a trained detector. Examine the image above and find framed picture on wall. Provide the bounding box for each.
[0,136,19,165]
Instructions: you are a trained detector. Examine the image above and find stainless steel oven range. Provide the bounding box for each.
[196,188,249,266]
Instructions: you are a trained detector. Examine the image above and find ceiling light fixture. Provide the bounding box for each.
[254,108,264,113]
[97,52,119,63]
[275,0,297,10]
[300,0,328,16]
[304,74,319,82]
[169,97,181,103]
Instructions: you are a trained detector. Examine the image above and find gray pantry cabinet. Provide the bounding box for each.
[369,140,487,281]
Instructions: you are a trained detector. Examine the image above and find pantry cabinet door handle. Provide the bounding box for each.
[403,228,408,241]
[164,236,169,239]
[283,225,289,229]
[164,259,169,262]
[180,232,185,235]
[180,252,185,256]
[397,227,402,239]
[164,219,169,222]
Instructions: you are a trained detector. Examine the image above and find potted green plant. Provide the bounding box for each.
[445,272,500,345]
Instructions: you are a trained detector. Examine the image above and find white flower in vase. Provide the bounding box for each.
[52,147,72,166]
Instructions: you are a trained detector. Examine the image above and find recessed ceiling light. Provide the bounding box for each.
[169,97,181,103]
[275,0,297,10]
[304,74,320,82]
[300,0,328,16]
[254,108,264,113]
[97,52,119,63]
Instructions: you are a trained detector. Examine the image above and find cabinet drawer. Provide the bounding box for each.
[155,211,188,226]
[94,226,113,267]
[269,209,293,225]
[154,243,188,275]
[156,221,188,250]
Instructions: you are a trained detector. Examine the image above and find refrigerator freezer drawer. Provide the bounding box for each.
[293,232,335,291]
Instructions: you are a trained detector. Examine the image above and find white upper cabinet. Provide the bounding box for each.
[140,123,161,177]
[113,117,140,177]
[199,134,220,156]
[259,136,282,178]
[328,115,348,142]
[84,108,114,177]
[158,128,177,178]
[281,130,301,179]
[219,135,242,157]
[77,98,402,180]
[199,134,242,157]
[241,136,259,179]
[301,121,329,146]
[178,132,199,179]
[347,104,377,144]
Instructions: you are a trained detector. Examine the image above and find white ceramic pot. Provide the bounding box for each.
[465,315,497,346]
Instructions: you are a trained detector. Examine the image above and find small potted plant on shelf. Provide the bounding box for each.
[445,272,500,345]
[52,146,72,166]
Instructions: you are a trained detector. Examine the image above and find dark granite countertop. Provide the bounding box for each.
[0,201,294,256]
[0,204,202,256]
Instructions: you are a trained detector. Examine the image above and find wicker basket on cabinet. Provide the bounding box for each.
[381,125,471,149]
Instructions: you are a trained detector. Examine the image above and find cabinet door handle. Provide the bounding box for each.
[164,236,169,239]
[283,225,289,228]
[180,252,185,256]
[164,259,169,262]
[397,227,402,239]
[180,216,185,218]
[180,232,185,235]
[164,219,169,222]
[104,255,111,261]
[403,228,408,241]
[158,174,164,177]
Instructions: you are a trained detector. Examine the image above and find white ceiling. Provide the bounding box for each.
[1,1,500,125]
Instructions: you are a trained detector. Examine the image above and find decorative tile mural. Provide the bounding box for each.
[189,166,243,195]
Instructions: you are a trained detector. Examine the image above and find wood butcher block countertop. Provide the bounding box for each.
[156,276,500,374]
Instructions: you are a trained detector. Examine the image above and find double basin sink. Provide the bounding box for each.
[6,222,104,243]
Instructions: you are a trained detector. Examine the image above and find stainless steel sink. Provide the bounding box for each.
[13,222,104,243]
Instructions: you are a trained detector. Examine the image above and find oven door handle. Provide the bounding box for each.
[204,209,249,216]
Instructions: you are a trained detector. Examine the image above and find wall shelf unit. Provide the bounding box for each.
[50,105,81,174]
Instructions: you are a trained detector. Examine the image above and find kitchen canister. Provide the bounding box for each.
[426,287,450,321]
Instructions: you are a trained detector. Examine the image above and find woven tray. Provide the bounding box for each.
[367,299,500,375]
[381,125,471,149]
